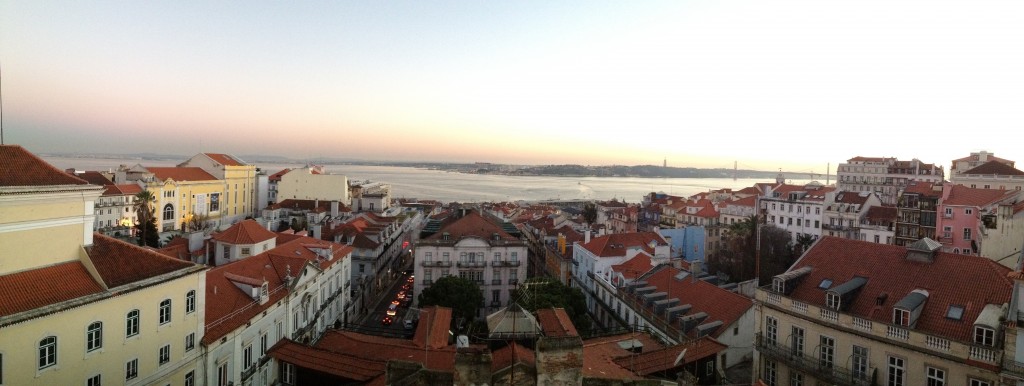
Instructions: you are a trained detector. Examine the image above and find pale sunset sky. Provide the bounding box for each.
[1,1,1021,173]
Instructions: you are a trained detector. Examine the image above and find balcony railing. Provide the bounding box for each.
[886,326,909,340]
[755,333,876,386]
[970,346,998,362]
[492,279,502,285]
[491,260,522,267]
[457,261,487,268]
[421,260,452,267]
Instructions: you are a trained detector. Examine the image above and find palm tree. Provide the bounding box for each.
[133,190,157,247]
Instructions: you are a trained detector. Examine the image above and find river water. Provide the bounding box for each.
[45,156,818,203]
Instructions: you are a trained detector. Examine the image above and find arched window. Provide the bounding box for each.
[163,204,175,221]
[126,309,140,337]
[86,322,103,352]
[38,336,57,369]
[159,299,172,325]
[186,290,196,314]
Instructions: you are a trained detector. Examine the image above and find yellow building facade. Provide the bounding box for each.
[0,145,208,386]
[179,153,258,226]
[144,167,228,233]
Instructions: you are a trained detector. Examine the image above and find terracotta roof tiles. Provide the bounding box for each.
[422,211,517,242]
[146,167,218,182]
[783,236,1012,343]
[942,185,1016,207]
[611,336,726,375]
[204,153,247,166]
[212,219,277,244]
[268,339,385,381]
[0,145,92,187]
[0,261,103,317]
[581,232,666,258]
[86,233,198,288]
[536,308,579,338]
[641,266,753,339]
[491,342,536,372]
[76,171,114,186]
[961,160,1024,176]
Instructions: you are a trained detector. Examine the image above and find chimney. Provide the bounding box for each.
[585,230,591,244]
[331,200,339,217]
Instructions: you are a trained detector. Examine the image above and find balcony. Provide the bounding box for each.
[492,279,502,285]
[491,260,522,267]
[755,333,876,386]
[475,280,485,286]
[490,301,501,308]
[457,261,487,268]
[421,260,452,267]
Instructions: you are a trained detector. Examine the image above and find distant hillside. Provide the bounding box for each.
[505,164,780,179]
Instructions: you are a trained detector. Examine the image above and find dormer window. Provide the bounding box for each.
[826,293,841,310]
[772,278,785,293]
[893,309,910,326]
[975,327,995,346]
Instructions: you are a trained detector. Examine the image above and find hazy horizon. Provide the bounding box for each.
[3,1,1022,173]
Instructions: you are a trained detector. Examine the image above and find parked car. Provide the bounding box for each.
[404,319,415,329]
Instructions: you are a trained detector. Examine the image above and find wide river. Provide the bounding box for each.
[45,156,818,203]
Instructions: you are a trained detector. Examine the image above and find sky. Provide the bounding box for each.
[1,1,1022,173]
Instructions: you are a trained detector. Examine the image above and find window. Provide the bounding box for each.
[159,299,172,325]
[947,305,964,320]
[163,204,174,221]
[763,360,777,386]
[819,336,834,369]
[963,228,971,241]
[210,193,220,212]
[217,363,228,386]
[184,370,195,386]
[818,279,832,289]
[126,310,140,337]
[243,344,253,369]
[85,321,104,352]
[970,379,992,386]
[425,252,433,261]
[852,345,869,380]
[888,356,905,386]
[944,207,953,216]
[789,371,803,386]
[765,316,778,345]
[87,374,101,386]
[893,308,910,326]
[442,252,450,261]
[510,252,518,261]
[927,367,945,386]
[975,326,995,346]
[186,290,196,314]
[797,219,802,226]
[791,326,804,357]
[159,344,170,365]
[38,336,56,369]
[185,333,195,352]
[826,293,841,310]
[241,247,251,256]
[814,220,819,228]
[283,363,296,385]
[126,358,138,380]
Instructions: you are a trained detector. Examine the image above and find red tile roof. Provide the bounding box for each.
[847,156,891,163]
[581,333,663,380]
[832,191,872,204]
[581,232,666,258]
[942,185,1016,207]
[268,168,291,183]
[611,252,654,279]
[726,195,757,208]
[204,153,247,167]
[491,342,536,372]
[146,167,218,182]
[865,206,898,222]
[962,160,1024,176]
[611,336,726,375]
[422,211,518,242]
[641,266,753,339]
[0,145,92,187]
[86,233,198,288]
[0,261,103,317]
[413,306,454,350]
[536,308,579,338]
[212,219,277,244]
[784,236,1012,343]
[315,322,457,371]
[268,339,385,381]
[76,171,114,186]
[903,181,941,197]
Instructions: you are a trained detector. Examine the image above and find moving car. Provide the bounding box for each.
[387,303,398,316]
[382,316,393,326]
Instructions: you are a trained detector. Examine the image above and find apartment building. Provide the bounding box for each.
[759,183,834,243]
[571,231,670,328]
[936,184,1020,259]
[275,166,349,205]
[414,211,528,316]
[754,236,1009,386]
[951,155,1024,192]
[894,181,942,247]
[202,230,352,386]
[837,156,944,205]
[821,191,881,240]
[0,145,208,386]
[179,153,258,225]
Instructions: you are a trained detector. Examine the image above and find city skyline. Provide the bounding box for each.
[2,1,1022,173]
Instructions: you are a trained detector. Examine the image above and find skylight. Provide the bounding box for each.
[818,279,833,289]
[947,305,965,320]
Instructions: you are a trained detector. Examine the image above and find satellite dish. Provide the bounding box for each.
[457,335,470,348]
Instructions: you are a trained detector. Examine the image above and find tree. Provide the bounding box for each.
[583,202,598,225]
[185,213,214,233]
[133,190,158,247]
[513,278,592,332]
[711,215,797,283]
[418,276,484,325]
[793,233,816,256]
